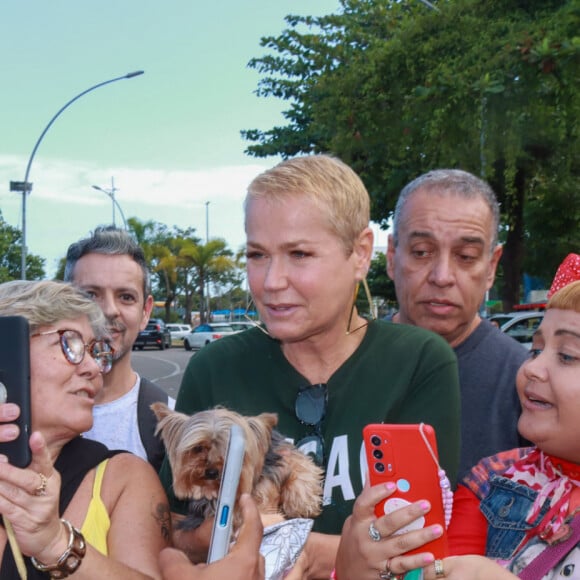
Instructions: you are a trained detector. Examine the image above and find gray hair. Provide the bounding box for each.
[392,169,500,250]
[0,280,107,336]
[64,226,151,297]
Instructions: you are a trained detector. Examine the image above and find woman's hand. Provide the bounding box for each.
[160,494,265,580]
[0,430,68,563]
[335,481,444,580]
[422,555,517,580]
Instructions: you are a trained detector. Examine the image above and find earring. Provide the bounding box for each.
[346,278,376,335]
[244,297,271,337]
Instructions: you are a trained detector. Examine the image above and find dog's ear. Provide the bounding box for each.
[255,412,278,430]
[152,406,190,444]
[245,413,278,458]
[151,402,171,420]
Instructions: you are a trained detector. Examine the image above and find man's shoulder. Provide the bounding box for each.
[372,319,456,357]
[457,318,528,362]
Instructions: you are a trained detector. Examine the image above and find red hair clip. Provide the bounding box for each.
[548,253,580,298]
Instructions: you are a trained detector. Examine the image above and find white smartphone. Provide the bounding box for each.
[207,424,246,563]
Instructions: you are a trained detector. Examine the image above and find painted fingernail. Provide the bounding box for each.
[385,482,396,491]
[423,554,435,564]
[420,500,430,511]
[431,524,443,537]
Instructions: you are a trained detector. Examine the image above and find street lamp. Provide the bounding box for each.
[10,70,144,279]
[92,177,128,229]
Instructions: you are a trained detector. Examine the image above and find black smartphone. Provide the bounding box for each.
[0,316,32,468]
[207,424,246,563]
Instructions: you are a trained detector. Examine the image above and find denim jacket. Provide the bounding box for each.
[480,474,551,559]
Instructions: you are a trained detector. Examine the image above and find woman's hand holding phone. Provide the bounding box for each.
[335,481,443,580]
[160,494,265,580]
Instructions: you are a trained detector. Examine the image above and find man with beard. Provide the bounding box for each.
[64,226,174,471]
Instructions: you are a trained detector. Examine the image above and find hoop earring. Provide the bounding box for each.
[244,297,271,337]
[346,278,376,335]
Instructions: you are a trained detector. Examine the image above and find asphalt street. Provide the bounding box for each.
[131,344,193,400]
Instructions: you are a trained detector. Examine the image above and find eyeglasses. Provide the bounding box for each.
[31,329,115,374]
[294,383,328,466]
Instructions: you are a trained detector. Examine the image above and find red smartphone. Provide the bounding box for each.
[363,423,448,558]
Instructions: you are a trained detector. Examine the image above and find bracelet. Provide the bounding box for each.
[31,519,87,579]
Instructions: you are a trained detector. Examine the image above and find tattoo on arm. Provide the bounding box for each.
[155,503,172,543]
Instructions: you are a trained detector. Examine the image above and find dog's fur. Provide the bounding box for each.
[152,404,323,530]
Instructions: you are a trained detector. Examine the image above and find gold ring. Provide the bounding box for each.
[34,473,48,496]
[434,559,445,578]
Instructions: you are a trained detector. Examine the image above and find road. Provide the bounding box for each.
[131,344,193,400]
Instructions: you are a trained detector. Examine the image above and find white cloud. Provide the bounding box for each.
[1,155,273,277]
[1,154,390,279]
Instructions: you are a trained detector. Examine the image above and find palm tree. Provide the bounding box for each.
[179,239,236,324]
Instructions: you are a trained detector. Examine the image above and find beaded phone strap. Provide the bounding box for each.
[418,423,453,528]
[2,516,27,579]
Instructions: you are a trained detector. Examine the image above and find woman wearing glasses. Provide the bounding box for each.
[160,155,461,576]
[0,280,169,579]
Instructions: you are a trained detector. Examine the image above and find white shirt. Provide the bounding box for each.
[83,373,175,461]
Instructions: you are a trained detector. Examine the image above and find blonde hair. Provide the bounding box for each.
[0,280,107,336]
[245,155,370,255]
[546,280,580,314]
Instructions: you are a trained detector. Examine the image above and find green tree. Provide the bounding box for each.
[127,218,190,320]
[244,0,580,309]
[0,211,45,281]
[366,252,397,316]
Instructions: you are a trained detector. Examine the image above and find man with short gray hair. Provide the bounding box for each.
[387,169,528,476]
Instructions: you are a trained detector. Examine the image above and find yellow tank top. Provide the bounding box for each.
[80,459,110,555]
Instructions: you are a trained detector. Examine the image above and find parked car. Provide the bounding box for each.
[229,321,258,331]
[134,318,172,350]
[183,323,238,351]
[489,311,544,349]
[166,323,192,341]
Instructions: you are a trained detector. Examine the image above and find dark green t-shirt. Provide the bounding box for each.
[160,320,460,534]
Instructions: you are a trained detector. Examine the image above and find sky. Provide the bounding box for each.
[0,0,388,278]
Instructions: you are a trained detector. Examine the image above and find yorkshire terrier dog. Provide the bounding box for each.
[151,404,323,531]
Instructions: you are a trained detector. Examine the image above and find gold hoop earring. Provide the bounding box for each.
[244,297,271,337]
[346,278,376,335]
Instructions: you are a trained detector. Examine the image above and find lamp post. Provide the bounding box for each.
[204,200,210,322]
[10,70,144,279]
[205,201,210,243]
[92,177,128,229]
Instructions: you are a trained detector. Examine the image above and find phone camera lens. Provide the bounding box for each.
[371,435,381,446]
[373,449,383,459]
[374,462,385,473]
